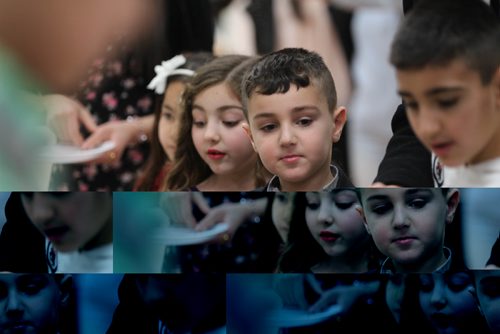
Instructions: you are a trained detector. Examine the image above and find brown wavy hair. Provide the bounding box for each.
[165,55,267,190]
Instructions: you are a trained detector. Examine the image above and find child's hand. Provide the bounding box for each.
[81,120,139,164]
[194,197,268,242]
[272,274,323,311]
[43,94,97,146]
[158,193,211,229]
[308,280,380,314]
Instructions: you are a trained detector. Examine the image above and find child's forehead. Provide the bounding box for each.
[247,84,330,115]
[360,188,442,200]
[396,58,484,92]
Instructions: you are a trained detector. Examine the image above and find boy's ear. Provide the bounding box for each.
[58,274,73,307]
[356,206,371,235]
[331,106,347,143]
[242,122,257,152]
[494,66,500,110]
[445,188,460,224]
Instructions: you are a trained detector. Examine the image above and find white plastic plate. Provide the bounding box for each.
[154,223,230,246]
[263,304,342,328]
[38,141,116,164]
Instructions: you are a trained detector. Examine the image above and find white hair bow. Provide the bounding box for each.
[147,55,195,94]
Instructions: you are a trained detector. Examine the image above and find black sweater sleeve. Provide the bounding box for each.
[373,104,433,187]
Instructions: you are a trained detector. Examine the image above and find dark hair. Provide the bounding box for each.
[135,52,214,191]
[165,55,265,190]
[241,48,337,119]
[277,191,381,272]
[277,192,328,272]
[391,0,500,84]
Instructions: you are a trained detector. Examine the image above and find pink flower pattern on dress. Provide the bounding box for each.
[49,45,154,191]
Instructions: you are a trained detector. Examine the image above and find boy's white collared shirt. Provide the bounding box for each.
[380,247,453,274]
[46,240,113,273]
[158,320,226,334]
[266,164,339,191]
[444,159,500,187]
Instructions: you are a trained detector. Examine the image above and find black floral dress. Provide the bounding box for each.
[50,46,155,191]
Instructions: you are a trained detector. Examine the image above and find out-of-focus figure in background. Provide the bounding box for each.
[0,0,154,190]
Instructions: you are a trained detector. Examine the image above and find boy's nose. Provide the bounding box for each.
[392,205,410,229]
[279,124,297,146]
[411,109,441,142]
[29,194,56,226]
[5,291,24,316]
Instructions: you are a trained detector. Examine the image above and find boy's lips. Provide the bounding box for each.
[43,225,70,242]
[319,230,340,242]
[3,321,33,332]
[430,141,454,157]
[391,235,417,246]
[280,154,302,164]
[207,149,226,160]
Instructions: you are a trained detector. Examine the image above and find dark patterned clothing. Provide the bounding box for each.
[173,193,282,273]
[50,47,155,191]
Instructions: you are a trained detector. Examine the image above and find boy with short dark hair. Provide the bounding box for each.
[241,48,351,191]
[0,273,73,334]
[390,0,500,187]
[359,188,461,273]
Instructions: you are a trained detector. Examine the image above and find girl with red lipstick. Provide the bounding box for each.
[165,55,269,191]
[277,191,382,273]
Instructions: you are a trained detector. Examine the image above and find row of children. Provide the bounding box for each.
[134,187,499,274]
[0,271,499,334]
[0,273,226,334]
[228,271,500,334]
[0,188,497,275]
[127,0,500,191]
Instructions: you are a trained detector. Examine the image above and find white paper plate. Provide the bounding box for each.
[263,304,342,328]
[38,141,116,164]
[154,223,230,246]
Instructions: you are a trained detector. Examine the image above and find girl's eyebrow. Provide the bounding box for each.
[192,104,244,113]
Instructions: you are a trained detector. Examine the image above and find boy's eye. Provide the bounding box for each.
[259,124,277,132]
[437,98,458,109]
[19,282,44,296]
[296,118,313,127]
[18,275,48,296]
[407,198,428,209]
[402,100,418,111]
[370,202,392,215]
